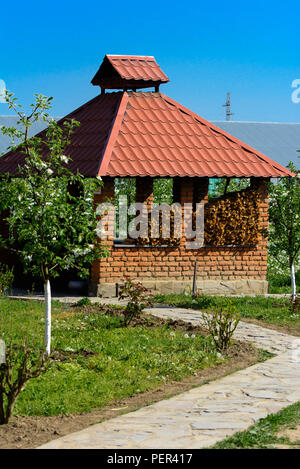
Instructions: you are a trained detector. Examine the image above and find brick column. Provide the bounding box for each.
[135,177,153,240]
[89,177,115,295]
[251,177,269,280]
[193,177,209,251]
[135,177,154,206]
[179,177,209,249]
[179,178,194,249]
[250,177,269,237]
[193,177,209,208]
[172,177,181,204]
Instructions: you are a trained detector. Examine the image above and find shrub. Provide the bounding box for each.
[193,293,216,309]
[75,297,92,307]
[0,342,49,424]
[119,276,153,326]
[267,269,300,288]
[202,298,240,351]
[0,264,14,296]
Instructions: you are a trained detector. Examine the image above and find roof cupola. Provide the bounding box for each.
[91,55,169,93]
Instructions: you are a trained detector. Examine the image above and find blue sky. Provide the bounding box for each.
[1,0,300,122]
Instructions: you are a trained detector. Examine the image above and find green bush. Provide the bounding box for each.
[192,294,216,309]
[119,276,152,326]
[75,297,92,307]
[202,298,240,351]
[267,270,300,294]
[0,264,14,296]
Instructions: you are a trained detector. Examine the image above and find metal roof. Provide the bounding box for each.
[0,92,293,178]
[212,121,300,169]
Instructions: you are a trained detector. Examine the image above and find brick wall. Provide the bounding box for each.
[90,176,269,294]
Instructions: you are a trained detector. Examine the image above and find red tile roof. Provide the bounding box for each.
[91,55,169,91]
[0,91,293,178]
[0,92,121,177]
[107,55,169,82]
[100,92,293,177]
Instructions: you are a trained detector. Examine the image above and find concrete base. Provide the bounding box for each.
[89,278,268,298]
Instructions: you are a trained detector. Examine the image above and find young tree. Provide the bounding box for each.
[266,162,299,301]
[0,92,104,355]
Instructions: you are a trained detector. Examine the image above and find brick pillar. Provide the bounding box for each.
[193,177,209,251]
[193,177,209,208]
[90,177,115,295]
[135,177,153,206]
[250,177,269,237]
[179,178,194,249]
[172,177,181,204]
[135,177,153,240]
[251,177,269,280]
[179,177,209,249]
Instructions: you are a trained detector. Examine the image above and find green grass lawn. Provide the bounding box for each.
[211,401,300,449]
[0,298,227,417]
[153,293,300,334]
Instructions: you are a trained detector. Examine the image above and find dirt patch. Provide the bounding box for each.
[273,424,300,449]
[0,339,263,449]
[72,303,212,334]
[271,444,299,449]
[51,349,97,362]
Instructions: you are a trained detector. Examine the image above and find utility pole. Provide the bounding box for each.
[223,92,234,121]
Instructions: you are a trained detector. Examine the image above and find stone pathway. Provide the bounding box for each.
[149,307,298,354]
[39,306,300,449]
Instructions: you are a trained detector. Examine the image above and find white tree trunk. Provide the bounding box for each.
[44,279,51,356]
[291,263,296,302]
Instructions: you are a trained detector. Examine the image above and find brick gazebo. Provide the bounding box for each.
[0,55,293,296]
